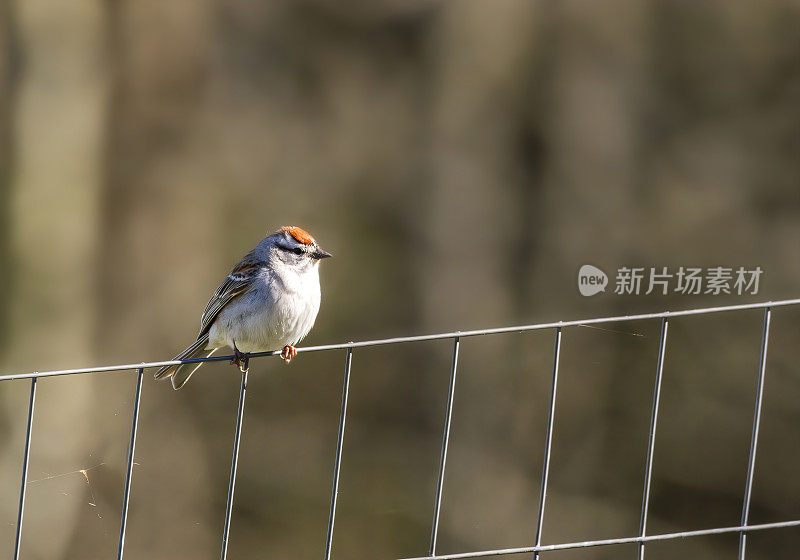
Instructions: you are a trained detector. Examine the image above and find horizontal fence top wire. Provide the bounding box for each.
[2,298,799,381]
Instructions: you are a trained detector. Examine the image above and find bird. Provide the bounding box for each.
[155,226,332,389]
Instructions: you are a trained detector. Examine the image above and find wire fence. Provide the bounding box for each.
[4,298,800,560]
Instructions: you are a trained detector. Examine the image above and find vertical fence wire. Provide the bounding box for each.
[13,377,37,560]
[117,368,144,560]
[637,319,669,560]
[324,347,354,560]
[739,307,772,559]
[220,363,249,560]
[533,327,562,560]
[429,337,461,557]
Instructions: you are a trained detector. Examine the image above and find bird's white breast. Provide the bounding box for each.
[208,264,321,353]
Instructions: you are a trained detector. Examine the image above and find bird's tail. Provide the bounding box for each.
[154,333,216,390]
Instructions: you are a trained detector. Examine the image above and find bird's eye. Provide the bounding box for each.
[292,247,304,255]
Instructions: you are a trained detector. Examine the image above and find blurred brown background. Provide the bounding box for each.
[2,1,800,559]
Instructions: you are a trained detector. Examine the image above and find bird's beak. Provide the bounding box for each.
[312,247,333,260]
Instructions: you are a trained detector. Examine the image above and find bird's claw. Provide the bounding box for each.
[281,345,297,364]
[231,342,249,373]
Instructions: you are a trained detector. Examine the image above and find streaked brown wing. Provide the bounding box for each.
[197,251,265,339]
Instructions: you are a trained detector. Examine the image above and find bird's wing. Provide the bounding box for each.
[198,250,265,338]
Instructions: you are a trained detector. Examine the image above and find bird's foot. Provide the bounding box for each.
[231,341,249,373]
[281,345,297,364]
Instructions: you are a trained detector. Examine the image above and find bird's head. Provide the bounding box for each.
[262,226,332,271]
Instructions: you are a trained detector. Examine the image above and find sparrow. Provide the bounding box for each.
[155,226,332,389]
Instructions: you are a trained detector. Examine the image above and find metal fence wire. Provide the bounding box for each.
[5,298,800,560]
